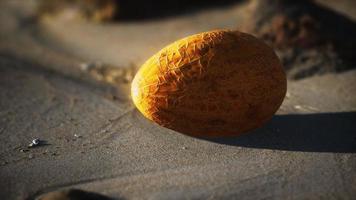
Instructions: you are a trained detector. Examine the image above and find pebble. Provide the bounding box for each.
[19,149,29,153]
[294,105,303,110]
[28,138,41,148]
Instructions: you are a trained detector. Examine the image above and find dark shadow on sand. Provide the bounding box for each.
[208,112,356,153]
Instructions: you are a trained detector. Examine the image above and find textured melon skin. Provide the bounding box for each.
[131,30,286,137]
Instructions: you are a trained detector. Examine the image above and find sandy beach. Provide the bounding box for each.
[0,0,355,199]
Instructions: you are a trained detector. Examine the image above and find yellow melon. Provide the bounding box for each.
[131,30,286,137]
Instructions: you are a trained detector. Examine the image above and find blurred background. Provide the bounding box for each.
[0,0,355,199]
[2,0,356,80]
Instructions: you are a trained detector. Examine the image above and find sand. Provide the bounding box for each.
[0,0,355,199]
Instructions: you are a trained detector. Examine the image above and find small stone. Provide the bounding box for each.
[28,138,41,148]
[294,105,303,110]
[19,149,29,153]
[74,134,82,138]
[28,154,34,159]
[182,146,187,150]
